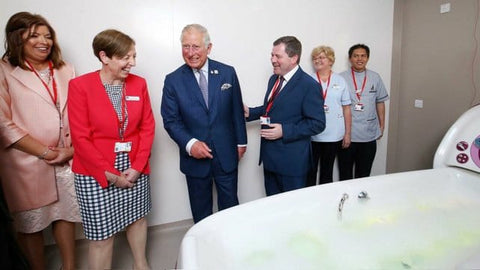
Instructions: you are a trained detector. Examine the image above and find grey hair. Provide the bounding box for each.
[180,24,211,47]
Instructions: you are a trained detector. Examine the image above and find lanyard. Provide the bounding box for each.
[26,60,58,108]
[265,76,283,116]
[116,84,128,140]
[316,70,331,100]
[351,67,367,101]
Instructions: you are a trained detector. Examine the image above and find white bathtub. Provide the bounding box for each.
[177,167,480,269]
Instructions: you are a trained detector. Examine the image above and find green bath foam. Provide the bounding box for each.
[243,249,275,267]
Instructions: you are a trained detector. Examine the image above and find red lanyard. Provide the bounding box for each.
[26,60,58,107]
[117,84,128,140]
[265,76,283,116]
[316,70,331,100]
[351,67,367,101]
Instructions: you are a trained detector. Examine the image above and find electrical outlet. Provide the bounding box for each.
[440,3,451,14]
[414,99,424,108]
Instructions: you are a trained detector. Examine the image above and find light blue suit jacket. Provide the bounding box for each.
[161,59,247,177]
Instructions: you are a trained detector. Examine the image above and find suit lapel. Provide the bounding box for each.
[54,66,71,114]
[207,60,220,116]
[263,75,277,105]
[91,72,122,129]
[182,65,208,111]
[11,66,55,108]
[269,67,302,112]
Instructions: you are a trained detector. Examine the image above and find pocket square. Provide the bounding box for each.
[221,83,232,90]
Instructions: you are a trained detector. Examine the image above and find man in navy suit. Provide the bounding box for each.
[245,36,325,196]
[161,24,247,223]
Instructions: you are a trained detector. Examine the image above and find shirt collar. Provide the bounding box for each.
[282,65,299,83]
[352,67,367,74]
[196,59,209,75]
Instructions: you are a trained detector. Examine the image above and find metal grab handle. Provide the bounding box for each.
[358,191,369,199]
[338,193,349,214]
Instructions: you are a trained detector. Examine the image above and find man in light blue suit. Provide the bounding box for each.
[245,36,325,196]
[161,24,247,223]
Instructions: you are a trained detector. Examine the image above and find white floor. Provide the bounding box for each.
[45,220,193,270]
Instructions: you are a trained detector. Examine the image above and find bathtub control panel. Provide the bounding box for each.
[434,105,480,171]
[471,135,480,168]
[451,136,480,168]
[455,141,469,164]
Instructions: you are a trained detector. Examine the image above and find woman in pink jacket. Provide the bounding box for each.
[0,12,81,270]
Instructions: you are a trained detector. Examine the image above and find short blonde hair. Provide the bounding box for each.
[311,45,335,65]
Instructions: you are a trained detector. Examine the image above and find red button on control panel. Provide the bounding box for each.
[456,141,468,151]
[457,153,469,164]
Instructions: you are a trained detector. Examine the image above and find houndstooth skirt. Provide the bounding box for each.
[74,152,151,240]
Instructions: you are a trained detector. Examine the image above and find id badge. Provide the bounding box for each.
[114,141,132,153]
[125,96,140,101]
[354,103,364,112]
[260,116,271,125]
[324,104,329,113]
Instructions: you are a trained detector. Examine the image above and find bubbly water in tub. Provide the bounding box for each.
[191,169,480,269]
[179,105,480,269]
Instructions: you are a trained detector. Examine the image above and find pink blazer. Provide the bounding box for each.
[68,71,155,188]
[0,59,75,212]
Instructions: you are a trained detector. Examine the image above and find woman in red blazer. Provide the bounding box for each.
[68,29,155,270]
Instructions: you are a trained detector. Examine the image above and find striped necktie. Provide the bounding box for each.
[198,70,208,107]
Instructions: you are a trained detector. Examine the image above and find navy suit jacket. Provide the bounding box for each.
[161,59,247,177]
[248,66,325,176]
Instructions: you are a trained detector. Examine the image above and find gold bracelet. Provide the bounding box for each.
[38,148,50,159]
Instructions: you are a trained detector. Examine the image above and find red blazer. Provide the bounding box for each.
[68,71,155,188]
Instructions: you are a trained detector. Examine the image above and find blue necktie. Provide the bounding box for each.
[198,70,208,107]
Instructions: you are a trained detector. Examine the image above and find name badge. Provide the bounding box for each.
[114,141,132,153]
[126,96,140,101]
[260,116,270,125]
[354,103,365,112]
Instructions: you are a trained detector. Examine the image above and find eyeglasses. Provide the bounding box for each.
[182,44,202,52]
[313,56,328,61]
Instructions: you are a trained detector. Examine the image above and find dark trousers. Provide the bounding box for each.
[0,183,29,270]
[338,140,377,180]
[307,140,342,186]
[186,156,239,223]
[264,169,306,196]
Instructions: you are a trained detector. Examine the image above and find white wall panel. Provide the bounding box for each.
[1,0,394,225]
